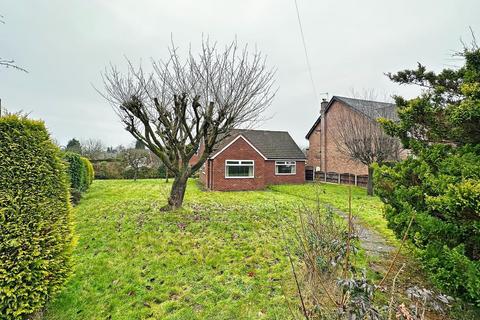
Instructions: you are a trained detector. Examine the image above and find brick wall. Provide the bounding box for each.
[209,137,266,191]
[323,101,368,175]
[201,137,306,191]
[307,125,321,168]
[264,160,305,185]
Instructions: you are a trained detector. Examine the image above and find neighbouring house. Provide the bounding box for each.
[305,96,398,177]
[192,129,306,191]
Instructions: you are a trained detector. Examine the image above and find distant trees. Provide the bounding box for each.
[80,138,105,160]
[101,38,275,209]
[135,140,145,149]
[65,138,82,154]
[119,148,150,181]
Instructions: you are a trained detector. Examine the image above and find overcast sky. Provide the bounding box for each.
[1,0,479,148]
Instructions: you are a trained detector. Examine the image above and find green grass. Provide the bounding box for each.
[44,179,304,320]
[269,182,398,244]
[44,180,394,320]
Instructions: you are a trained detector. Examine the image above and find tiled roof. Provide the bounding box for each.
[334,96,398,121]
[211,129,306,160]
[305,96,398,139]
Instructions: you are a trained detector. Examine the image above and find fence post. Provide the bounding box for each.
[324,171,327,182]
[355,174,357,186]
[337,173,340,184]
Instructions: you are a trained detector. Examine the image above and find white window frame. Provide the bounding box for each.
[275,160,296,175]
[225,160,255,179]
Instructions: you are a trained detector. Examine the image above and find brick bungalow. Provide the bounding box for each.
[305,96,397,176]
[193,129,306,191]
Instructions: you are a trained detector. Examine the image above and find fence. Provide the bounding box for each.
[312,170,369,188]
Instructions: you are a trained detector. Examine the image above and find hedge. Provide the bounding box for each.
[375,144,480,305]
[0,115,73,319]
[63,152,87,192]
[81,156,94,186]
[63,153,94,203]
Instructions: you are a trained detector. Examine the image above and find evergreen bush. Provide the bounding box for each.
[0,115,73,319]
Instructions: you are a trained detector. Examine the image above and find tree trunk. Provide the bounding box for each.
[367,166,374,196]
[167,175,188,209]
[165,168,169,183]
[134,168,138,181]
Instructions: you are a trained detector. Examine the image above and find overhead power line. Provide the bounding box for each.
[294,0,319,105]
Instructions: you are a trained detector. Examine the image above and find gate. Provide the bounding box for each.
[305,167,314,181]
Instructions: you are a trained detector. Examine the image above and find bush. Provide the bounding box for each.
[81,156,94,186]
[63,152,88,192]
[375,145,480,305]
[93,160,173,180]
[93,160,123,179]
[63,154,94,203]
[0,115,73,319]
[376,44,480,306]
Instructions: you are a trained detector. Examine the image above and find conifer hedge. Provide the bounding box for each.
[63,152,87,192]
[0,115,73,319]
[63,153,94,203]
[82,157,95,186]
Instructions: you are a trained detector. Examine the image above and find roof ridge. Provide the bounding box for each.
[234,129,289,133]
[334,95,395,106]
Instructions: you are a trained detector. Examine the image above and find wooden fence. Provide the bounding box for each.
[313,171,369,188]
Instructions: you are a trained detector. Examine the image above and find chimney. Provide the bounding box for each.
[320,98,328,115]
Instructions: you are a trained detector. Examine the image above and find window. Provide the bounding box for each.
[275,161,296,175]
[225,160,254,178]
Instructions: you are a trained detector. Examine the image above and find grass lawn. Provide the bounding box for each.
[44,179,396,320]
[270,182,398,244]
[44,179,304,320]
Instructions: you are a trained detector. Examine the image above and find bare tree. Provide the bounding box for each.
[100,39,275,209]
[119,148,150,181]
[81,138,106,160]
[329,104,402,195]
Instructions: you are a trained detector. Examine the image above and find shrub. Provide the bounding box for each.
[93,160,123,179]
[375,145,480,305]
[0,115,73,319]
[63,152,88,192]
[376,44,480,306]
[81,156,94,186]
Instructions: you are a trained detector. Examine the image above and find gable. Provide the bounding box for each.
[210,135,267,160]
[210,130,306,160]
[305,96,398,139]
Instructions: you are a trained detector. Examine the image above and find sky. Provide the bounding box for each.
[1,0,479,149]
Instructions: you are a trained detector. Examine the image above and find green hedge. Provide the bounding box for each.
[375,144,480,305]
[93,160,172,180]
[0,115,73,319]
[81,156,94,186]
[63,153,94,203]
[63,152,87,192]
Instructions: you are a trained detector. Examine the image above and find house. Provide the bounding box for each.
[305,96,398,176]
[194,129,306,191]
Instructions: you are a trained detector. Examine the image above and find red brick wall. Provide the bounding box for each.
[307,124,321,169]
[324,101,368,175]
[209,137,266,191]
[195,136,306,191]
[189,140,205,167]
[306,101,369,176]
[264,160,305,185]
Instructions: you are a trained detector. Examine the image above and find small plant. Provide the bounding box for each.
[395,286,453,319]
[286,186,453,320]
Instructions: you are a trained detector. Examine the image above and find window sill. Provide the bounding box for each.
[225,176,255,179]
